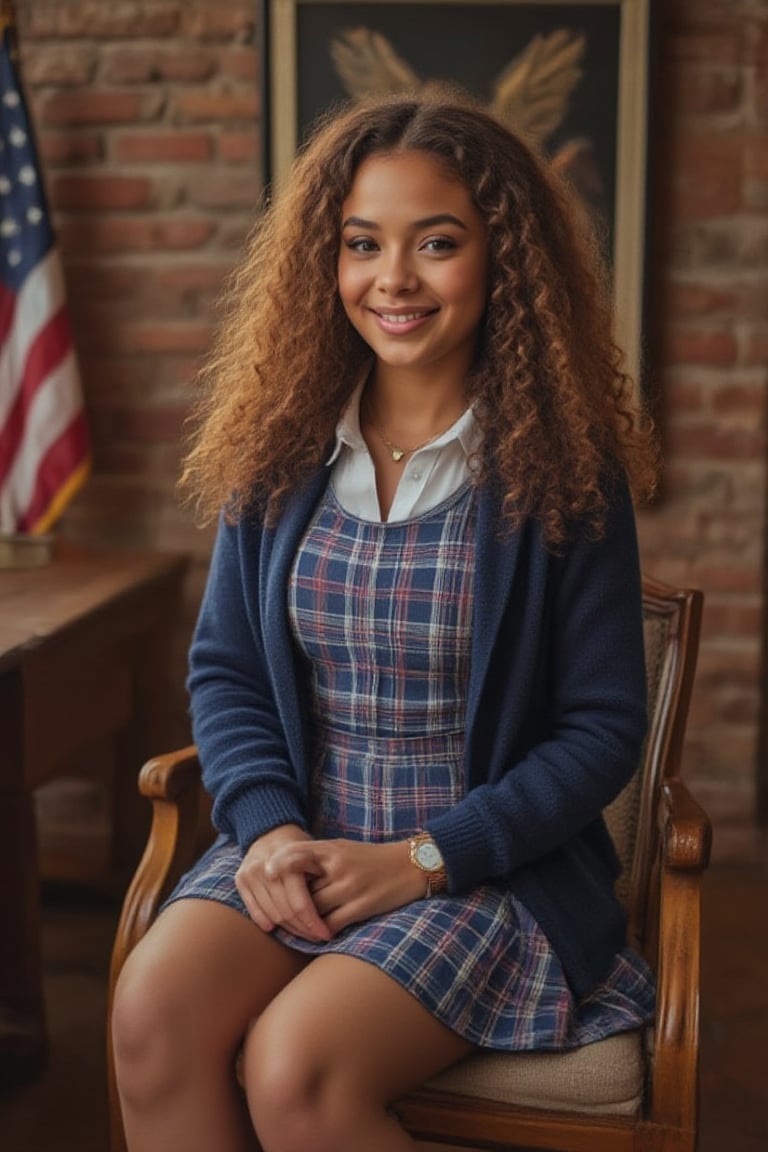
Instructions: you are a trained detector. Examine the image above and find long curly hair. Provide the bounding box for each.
[179,89,658,546]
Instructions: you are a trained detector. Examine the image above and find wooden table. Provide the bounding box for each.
[0,539,188,1083]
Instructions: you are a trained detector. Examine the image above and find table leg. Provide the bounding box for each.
[0,663,47,1084]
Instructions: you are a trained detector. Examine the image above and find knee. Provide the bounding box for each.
[242,1020,344,1152]
[111,946,192,1107]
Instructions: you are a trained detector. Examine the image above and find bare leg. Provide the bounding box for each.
[112,899,308,1152]
[242,953,475,1152]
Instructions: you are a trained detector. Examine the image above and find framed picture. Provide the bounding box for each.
[261,0,655,388]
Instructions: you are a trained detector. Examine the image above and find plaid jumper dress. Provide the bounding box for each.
[168,481,655,1050]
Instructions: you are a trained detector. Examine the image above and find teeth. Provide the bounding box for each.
[379,312,425,324]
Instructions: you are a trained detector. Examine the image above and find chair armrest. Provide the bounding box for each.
[661,777,712,872]
[138,744,203,802]
[107,746,203,1152]
[110,746,203,976]
[649,777,712,1134]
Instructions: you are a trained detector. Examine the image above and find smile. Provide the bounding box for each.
[375,310,432,324]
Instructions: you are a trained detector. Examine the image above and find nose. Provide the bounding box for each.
[376,249,418,295]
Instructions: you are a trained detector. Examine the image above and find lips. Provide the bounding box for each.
[369,307,438,334]
[376,310,432,324]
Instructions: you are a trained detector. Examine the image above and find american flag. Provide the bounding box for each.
[0,2,89,535]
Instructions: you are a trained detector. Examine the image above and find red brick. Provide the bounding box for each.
[670,133,744,219]
[91,442,185,479]
[743,14,768,67]
[91,403,188,443]
[665,420,764,460]
[736,283,768,321]
[701,599,763,639]
[745,135,768,208]
[182,6,257,42]
[187,173,262,210]
[84,321,213,357]
[103,49,218,86]
[710,381,765,415]
[170,356,208,386]
[696,645,762,680]
[153,51,219,84]
[671,67,743,116]
[19,45,96,86]
[113,132,214,163]
[741,228,768,270]
[37,132,103,165]
[683,563,762,596]
[57,217,215,254]
[664,376,706,412]
[664,14,744,66]
[41,90,163,126]
[154,264,234,296]
[174,90,259,125]
[665,282,738,316]
[81,355,197,398]
[66,263,147,301]
[218,47,259,84]
[218,130,259,164]
[52,174,153,210]
[668,222,742,268]
[745,331,768,366]
[665,328,739,367]
[20,4,181,39]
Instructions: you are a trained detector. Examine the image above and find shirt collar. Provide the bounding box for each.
[326,382,483,466]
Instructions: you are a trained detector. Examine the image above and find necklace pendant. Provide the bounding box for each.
[391,448,405,462]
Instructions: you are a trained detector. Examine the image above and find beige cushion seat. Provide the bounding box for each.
[425,1028,645,1115]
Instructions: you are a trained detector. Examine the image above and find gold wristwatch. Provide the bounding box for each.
[409,831,448,896]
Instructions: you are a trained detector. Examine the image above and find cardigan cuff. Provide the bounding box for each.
[215,784,308,852]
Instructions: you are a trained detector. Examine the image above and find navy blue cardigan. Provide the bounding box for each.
[188,472,647,1000]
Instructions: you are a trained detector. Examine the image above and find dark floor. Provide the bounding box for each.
[0,831,767,1152]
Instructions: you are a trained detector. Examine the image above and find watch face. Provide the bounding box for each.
[415,841,443,871]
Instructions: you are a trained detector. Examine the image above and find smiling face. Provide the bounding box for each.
[337,149,489,391]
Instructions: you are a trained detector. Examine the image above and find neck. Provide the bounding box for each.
[361,381,467,464]
[364,370,468,435]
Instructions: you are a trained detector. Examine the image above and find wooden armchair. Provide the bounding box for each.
[108,575,710,1152]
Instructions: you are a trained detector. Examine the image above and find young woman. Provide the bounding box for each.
[112,90,658,1152]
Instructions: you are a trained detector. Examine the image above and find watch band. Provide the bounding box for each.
[409,831,448,896]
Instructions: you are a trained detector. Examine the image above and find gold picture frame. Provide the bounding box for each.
[262,0,654,387]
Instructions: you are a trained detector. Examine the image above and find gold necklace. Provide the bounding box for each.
[364,397,458,463]
[373,424,450,463]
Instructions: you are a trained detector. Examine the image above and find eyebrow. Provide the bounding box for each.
[341,213,469,231]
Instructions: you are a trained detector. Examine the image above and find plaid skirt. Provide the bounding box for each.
[167,486,655,1049]
[168,825,655,1051]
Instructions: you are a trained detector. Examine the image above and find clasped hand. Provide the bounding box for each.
[235,824,426,942]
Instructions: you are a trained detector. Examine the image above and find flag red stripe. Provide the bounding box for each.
[18,409,90,532]
[0,305,74,484]
[0,280,15,346]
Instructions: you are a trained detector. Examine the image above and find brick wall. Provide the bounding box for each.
[635,0,768,841]
[15,0,768,847]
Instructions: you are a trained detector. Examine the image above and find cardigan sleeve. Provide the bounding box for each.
[188,514,309,850]
[427,478,648,894]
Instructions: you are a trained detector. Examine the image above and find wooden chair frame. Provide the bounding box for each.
[107,575,709,1152]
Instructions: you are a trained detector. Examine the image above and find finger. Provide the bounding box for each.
[324,902,360,935]
[267,842,326,880]
[235,877,275,933]
[280,873,332,941]
[311,880,344,918]
[242,863,328,942]
[236,863,289,933]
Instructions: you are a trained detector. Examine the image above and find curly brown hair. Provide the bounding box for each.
[179,88,657,545]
